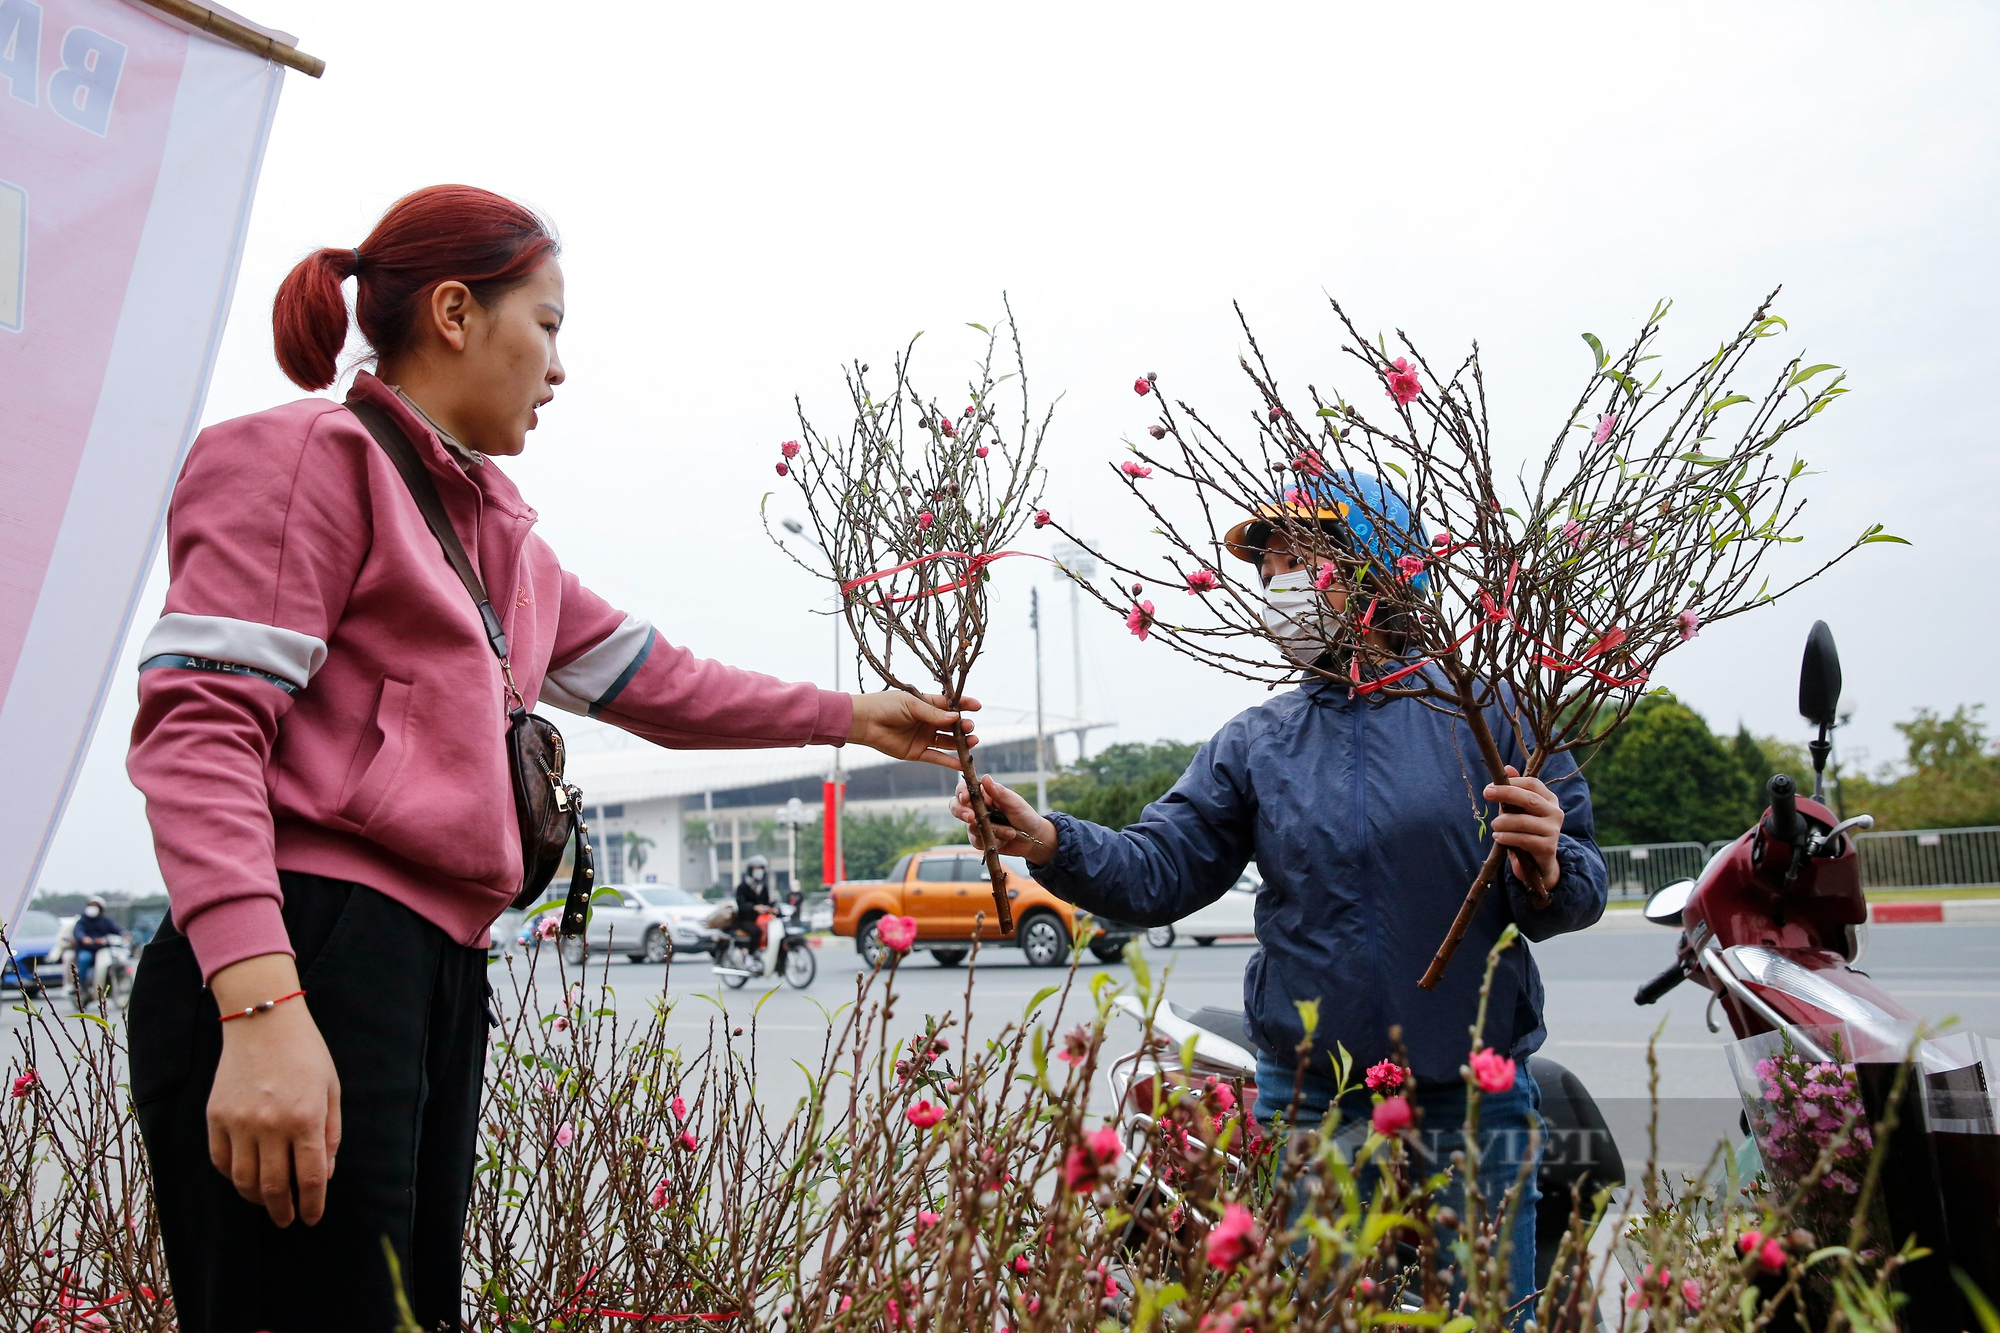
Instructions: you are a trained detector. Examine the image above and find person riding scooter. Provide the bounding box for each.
[731,855,782,976]
[951,472,1609,1316]
[68,897,124,998]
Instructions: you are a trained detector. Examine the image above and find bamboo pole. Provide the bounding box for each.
[129,0,325,78]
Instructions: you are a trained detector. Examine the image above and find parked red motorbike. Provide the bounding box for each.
[1634,620,2000,1320]
[1632,621,1894,1047]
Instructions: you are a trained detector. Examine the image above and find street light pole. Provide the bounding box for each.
[786,517,843,886]
[1050,542,1097,761]
[1031,587,1048,809]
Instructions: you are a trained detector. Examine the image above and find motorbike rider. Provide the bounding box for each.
[952,472,1608,1314]
[732,855,782,976]
[69,897,124,997]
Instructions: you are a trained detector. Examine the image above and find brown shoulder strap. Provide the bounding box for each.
[346,399,510,662]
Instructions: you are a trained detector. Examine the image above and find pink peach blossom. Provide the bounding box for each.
[1432,531,1452,548]
[916,511,934,532]
[678,1129,699,1151]
[1364,1059,1405,1091]
[780,439,801,459]
[939,416,957,438]
[1033,509,1052,529]
[1591,412,1618,445]
[1372,1095,1413,1135]
[554,1122,573,1149]
[1057,1024,1093,1066]
[1120,461,1153,479]
[876,914,918,953]
[1470,1047,1517,1093]
[774,461,789,477]
[536,917,560,941]
[11,1070,38,1098]
[1677,609,1700,641]
[648,1179,669,1209]
[905,1100,945,1129]
[976,445,989,458]
[670,1095,686,1120]
[1291,448,1325,477]
[1133,377,1152,396]
[1204,1203,1262,1269]
[1125,600,1156,641]
[1385,356,1422,406]
[1186,569,1219,593]
[1313,564,1338,592]
[1395,554,1426,581]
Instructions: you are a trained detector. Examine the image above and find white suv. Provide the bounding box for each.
[526,885,718,965]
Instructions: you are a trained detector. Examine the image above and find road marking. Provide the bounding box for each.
[1876,990,2000,1000]
[1545,1040,1721,1051]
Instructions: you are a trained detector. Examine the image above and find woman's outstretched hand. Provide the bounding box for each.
[950,773,1059,867]
[849,691,980,770]
[206,953,341,1228]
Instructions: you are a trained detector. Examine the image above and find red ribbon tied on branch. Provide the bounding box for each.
[839,549,1050,605]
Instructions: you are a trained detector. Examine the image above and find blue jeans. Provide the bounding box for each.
[73,946,97,990]
[1254,1053,1543,1324]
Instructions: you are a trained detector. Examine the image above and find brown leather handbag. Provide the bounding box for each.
[346,399,597,937]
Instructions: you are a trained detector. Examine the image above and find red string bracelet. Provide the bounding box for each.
[218,989,306,1023]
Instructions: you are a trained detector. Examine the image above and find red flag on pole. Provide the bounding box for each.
[821,780,844,887]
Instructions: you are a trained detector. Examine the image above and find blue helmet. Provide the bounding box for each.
[1224,469,1431,588]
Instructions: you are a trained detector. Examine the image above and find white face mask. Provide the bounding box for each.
[83,905,101,918]
[1260,569,1347,669]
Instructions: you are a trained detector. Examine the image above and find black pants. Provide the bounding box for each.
[129,873,489,1333]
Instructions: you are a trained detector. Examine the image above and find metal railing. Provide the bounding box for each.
[1852,825,2000,891]
[1598,826,2000,900]
[1600,842,1712,900]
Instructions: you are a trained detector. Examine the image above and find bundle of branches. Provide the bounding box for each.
[768,301,1051,933]
[1042,293,1902,987]
[0,926,1923,1330]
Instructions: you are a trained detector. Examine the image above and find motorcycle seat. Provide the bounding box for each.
[1169,1002,1256,1050]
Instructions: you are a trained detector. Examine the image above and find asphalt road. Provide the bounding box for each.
[11,919,1997,1185]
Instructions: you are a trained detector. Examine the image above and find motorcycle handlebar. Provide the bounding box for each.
[1767,773,1803,845]
[1634,960,1688,1005]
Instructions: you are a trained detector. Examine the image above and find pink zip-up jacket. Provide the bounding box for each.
[127,373,853,982]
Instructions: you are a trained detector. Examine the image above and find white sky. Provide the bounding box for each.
[40,0,2000,896]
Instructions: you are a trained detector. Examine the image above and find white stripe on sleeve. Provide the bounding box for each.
[541,614,657,718]
[137,613,329,689]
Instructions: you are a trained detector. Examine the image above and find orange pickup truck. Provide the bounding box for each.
[830,846,1141,968]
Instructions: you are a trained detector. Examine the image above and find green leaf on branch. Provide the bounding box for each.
[1859,525,1911,546]
[1787,362,1838,388]
[1752,315,1789,337]
[1678,453,1729,466]
[1315,407,1340,417]
[1581,332,1606,371]
[966,322,989,334]
[1702,394,1751,417]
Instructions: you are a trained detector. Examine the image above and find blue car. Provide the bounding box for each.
[3,909,68,994]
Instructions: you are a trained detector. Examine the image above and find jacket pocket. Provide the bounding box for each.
[334,677,412,831]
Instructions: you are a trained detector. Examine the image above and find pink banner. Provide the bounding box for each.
[0,0,187,702]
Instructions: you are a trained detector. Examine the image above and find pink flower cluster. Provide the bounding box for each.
[1125,600,1155,641]
[1384,357,1422,406]
[1061,1124,1122,1191]
[876,914,918,954]
[1751,1050,1871,1198]
[11,1069,38,1098]
[1363,1059,1405,1092]
[775,439,799,477]
[1469,1047,1517,1093]
[1204,1202,1262,1269]
[1120,461,1153,479]
[1186,569,1219,594]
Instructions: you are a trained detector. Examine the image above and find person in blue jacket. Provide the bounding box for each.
[951,472,1607,1312]
[70,897,124,998]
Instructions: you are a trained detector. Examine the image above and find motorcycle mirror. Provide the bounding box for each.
[1799,621,1842,729]
[1643,878,1695,926]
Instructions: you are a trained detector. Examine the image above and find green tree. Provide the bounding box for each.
[1583,697,1759,845]
[794,807,948,887]
[621,831,655,878]
[1845,705,2000,830]
[1048,740,1202,830]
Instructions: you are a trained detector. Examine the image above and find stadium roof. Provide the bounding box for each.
[564,707,1107,805]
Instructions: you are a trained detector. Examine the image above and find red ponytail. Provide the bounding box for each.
[271,185,559,392]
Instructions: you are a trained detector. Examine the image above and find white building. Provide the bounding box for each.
[562,707,1106,893]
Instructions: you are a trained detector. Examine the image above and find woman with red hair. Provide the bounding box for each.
[124,185,971,1332]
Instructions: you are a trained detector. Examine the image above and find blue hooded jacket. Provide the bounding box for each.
[1032,673,1607,1088]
